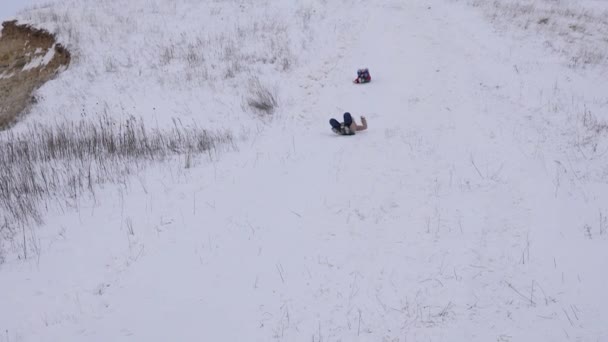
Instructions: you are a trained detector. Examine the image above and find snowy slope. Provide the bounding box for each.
[1,0,608,341]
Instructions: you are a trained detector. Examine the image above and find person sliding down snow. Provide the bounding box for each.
[353,68,371,84]
[329,112,368,135]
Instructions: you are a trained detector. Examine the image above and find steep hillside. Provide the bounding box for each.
[0,0,607,341]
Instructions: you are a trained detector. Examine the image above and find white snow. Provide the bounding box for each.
[1,0,607,341]
[21,44,56,71]
[0,72,15,79]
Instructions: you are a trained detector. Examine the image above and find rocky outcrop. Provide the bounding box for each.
[0,20,71,129]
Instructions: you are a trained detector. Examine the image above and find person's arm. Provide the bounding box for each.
[356,116,367,131]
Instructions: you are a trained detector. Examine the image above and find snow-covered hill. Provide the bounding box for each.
[1,0,607,341]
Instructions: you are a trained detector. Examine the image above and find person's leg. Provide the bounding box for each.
[343,112,353,126]
[329,118,341,129]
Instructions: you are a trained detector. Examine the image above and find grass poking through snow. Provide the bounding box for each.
[0,116,233,256]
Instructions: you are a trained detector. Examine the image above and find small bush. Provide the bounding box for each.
[246,77,277,115]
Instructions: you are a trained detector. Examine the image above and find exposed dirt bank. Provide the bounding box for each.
[0,20,70,129]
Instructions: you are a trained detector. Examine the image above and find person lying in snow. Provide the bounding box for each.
[329,112,368,135]
[353,68,371,84]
